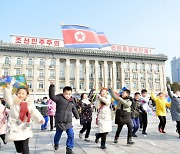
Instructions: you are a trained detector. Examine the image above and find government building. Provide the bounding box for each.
[0,41,167,99]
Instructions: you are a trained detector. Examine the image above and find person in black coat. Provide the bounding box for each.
[49,83,79,154]
[79,93,93,142]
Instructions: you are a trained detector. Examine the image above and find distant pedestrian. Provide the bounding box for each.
[79,93,93,142]
[38,97,49,130]
[48,99,56,131]
[151,91,171,133]
[49,83,79,154]
[167,84,180,138]
[95,88,112,149]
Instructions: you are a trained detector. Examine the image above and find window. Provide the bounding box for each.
[3,69,9,76]
[139,64,145,71]
[148,73,153,80]
[16,57,22,65]
[27,69,33,77]
[50,59,56,67]
[124,82,130,89]
[155,64,159,72]
[116,64,120,79]
[140,73,145,80]
[124,62,129,70]
[38,82,44,89]
[79,82,84,89]
[28,58,34,66]
[80,63,84,79]
[27,82,32,89]
[59,61,65,78]
[70,63,75,79]
[16,69,21,75]
[39,58,45,66]
[131,63,137,71]
[148,64,152,72]
[107,63,111,79]
[4,56,10,65]
[133,82,137,89]
[141,82,145,89]
[125,72,130,80]
[89,82,94,89]
[133,73,138,80]
[39,70,44,78]
[89,63,94,78]
[50,70,55,78]
[60,82,65,89]
[116,82,120,89]
[70,82,75,89]
[98,63,103,78]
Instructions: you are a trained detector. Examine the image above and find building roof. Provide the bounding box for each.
[0,42,168,61]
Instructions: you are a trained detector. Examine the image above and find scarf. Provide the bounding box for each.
[82,98,91,105]
[19,102,31,123]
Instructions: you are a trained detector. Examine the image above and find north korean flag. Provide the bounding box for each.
[97,32,111,47]
[61,25,102,48]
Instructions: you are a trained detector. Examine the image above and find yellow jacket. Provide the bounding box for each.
[151,92,171,116]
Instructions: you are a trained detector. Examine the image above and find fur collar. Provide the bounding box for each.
[13,95,33,106]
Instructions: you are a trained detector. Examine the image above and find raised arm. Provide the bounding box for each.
[49,84,59,102]
[97,94,111,106]
[3,85,13,107]
[151,92,158,102]
[167,84,173,99]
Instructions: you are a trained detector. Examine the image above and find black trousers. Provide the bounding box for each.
[115,117,132,141]
[49,115,55,130]
[96,132,108,146]
[0,134,5,143]
[14,138,29,154]
[158,116,166,130]
[80,122,91,138]
[140,112,148,132]
[176,121,180,135]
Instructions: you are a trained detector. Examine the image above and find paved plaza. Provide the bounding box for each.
[0,112,179,154]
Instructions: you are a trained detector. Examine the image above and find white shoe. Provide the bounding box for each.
[79,132,83,139]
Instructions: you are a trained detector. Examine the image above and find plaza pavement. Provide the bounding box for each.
[0,112,179,154]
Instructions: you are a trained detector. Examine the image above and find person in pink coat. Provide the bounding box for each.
[0,98,9,145]
[48,99,56,131]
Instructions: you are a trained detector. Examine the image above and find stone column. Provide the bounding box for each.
[120,62,125,89]
[112,61,117,90]
[94,60,99,91]
[85,60,90,91]
[160,65,166,92]
[137,64,141,91]
[65,59,70,86]
[75,59,80,92]
[33,57,38,93]
[55,58,60,92]
[103,61,108,88]
[44,57,49,94]
[10,56,15,75]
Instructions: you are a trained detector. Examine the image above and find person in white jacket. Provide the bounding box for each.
[95,88,112,149]
[3,80,44,154]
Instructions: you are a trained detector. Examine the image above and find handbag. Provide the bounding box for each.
[96,104,103,125]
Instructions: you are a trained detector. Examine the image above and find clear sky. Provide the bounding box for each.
[1,0,180,80]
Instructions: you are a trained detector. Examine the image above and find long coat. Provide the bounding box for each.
[49,84,79,131]
[96,94,112,133]
[0,103,9,135]
[167,85,180,121]
[3,86,44,141]
[79,99,92,124]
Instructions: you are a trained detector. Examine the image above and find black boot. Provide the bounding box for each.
[54,144,59,150]
[114,136,119,143]
[127,138,134,145]
[95,133,99,143]
[66,147,74,154]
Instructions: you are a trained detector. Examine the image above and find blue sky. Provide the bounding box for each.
[1,0,180,80]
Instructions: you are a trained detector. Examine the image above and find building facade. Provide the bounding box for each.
[0,43,167,99]
[171,57,180,83]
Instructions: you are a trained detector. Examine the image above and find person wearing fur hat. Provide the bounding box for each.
[3,79,44,154]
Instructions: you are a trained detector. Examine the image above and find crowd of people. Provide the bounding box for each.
[0,79,180,154]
